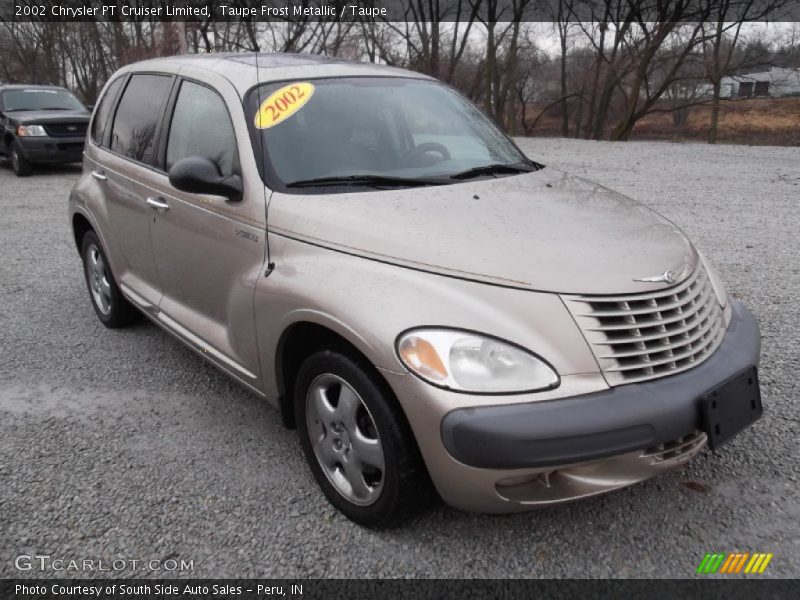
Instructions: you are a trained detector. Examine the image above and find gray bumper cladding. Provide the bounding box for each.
[441,300,761,470]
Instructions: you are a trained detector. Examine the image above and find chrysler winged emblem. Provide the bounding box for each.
[634,264,687,285]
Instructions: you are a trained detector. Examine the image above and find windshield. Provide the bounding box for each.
[2,88,85,112]
[246,77,533,191]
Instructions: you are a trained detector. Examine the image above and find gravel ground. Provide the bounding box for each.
[1,138,798,579]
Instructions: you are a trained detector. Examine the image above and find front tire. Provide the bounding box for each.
[81,231,138,328]
[10,142,33,177]
[295,349,433,528]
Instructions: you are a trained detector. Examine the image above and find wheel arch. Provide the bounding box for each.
[72,213,95,254]
[275,321,394,431]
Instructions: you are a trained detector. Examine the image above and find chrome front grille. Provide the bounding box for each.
[43,121,88,137]
[564,264,728,385]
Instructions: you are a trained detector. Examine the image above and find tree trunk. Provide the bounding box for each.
[592,80,615,140]
[611,117,635,141]
[430,21,440,78]
[585,23,606,139]
[499,18,523,131]
[573,96,584,138]
[708,78,722,144]
[558,21,569,137]
[707,18,725,144]
[591,13,634,140]
[176,22,187,54]
[485,19,498,121]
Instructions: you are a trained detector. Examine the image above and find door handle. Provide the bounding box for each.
[145,197,169,210]
[91,170,107,181]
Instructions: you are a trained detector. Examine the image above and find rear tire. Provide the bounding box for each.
[10,142,32,177]
[80,231,138,328]
[295,348,433,528]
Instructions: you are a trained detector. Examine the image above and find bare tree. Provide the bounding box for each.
[704,0,782,144]
[552,0,572,136]
[610,2,712,140]
[569,1,638,140]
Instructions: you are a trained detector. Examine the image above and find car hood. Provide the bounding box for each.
[268,168,698,295]
[8,110,90,124]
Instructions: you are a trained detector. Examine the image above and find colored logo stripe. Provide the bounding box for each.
[697,552,773,574]
[745,553,773,574]
[697,553,725,573]
[720,553,748,573]
[734,553,750,573]
[719,553,738,573]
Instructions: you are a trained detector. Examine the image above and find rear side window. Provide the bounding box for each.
[110,74,172,164]
[90,77,124,146]
[166,81,238,176]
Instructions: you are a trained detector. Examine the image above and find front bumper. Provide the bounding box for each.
[442,300,760,470]
[17,136,85,163]
[383,300,760,512]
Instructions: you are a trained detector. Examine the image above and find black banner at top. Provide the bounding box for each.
[3,0,800,23]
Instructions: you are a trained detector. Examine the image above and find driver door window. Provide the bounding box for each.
[166,80,238,176]
[150,79,261,381]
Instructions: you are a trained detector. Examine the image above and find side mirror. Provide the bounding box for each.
[168,156,243,201]
[85,105,94,112]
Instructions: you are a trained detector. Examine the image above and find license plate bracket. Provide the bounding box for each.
[700,367,762,450]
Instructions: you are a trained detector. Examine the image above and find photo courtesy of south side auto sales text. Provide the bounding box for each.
[14,583,303,597]
[22,3,388,18]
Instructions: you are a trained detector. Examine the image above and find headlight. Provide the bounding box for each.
[396,329,559,394]
[17,125,47,137]
[699,252,728,307]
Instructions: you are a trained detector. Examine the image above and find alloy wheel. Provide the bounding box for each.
[305,373,385,506]
[86,243,112,315]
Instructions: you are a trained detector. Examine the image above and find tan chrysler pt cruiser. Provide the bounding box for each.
[69,53,762,527]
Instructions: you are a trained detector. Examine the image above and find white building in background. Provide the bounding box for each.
[720,67,800,98]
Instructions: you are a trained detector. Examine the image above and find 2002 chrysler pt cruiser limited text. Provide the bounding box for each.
[69,53,762,527]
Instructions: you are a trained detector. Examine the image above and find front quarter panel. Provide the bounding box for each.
[254,234,608,507]
[257,234,603,398]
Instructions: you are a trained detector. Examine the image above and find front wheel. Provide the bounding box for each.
[10,142,32,177]
[295,349,433,527]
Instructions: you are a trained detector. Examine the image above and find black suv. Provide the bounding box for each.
[0,84,90,176]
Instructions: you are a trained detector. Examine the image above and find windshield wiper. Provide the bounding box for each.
[450,162,539,180]
[286,174,447,189]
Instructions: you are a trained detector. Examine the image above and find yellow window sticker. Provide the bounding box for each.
[254,82,315,129]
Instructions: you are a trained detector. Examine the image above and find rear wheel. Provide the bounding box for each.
[81,231,138,328]
[10,142,32,177]
[295,348,433,528]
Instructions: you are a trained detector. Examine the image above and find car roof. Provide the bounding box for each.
[119,52,432,93]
